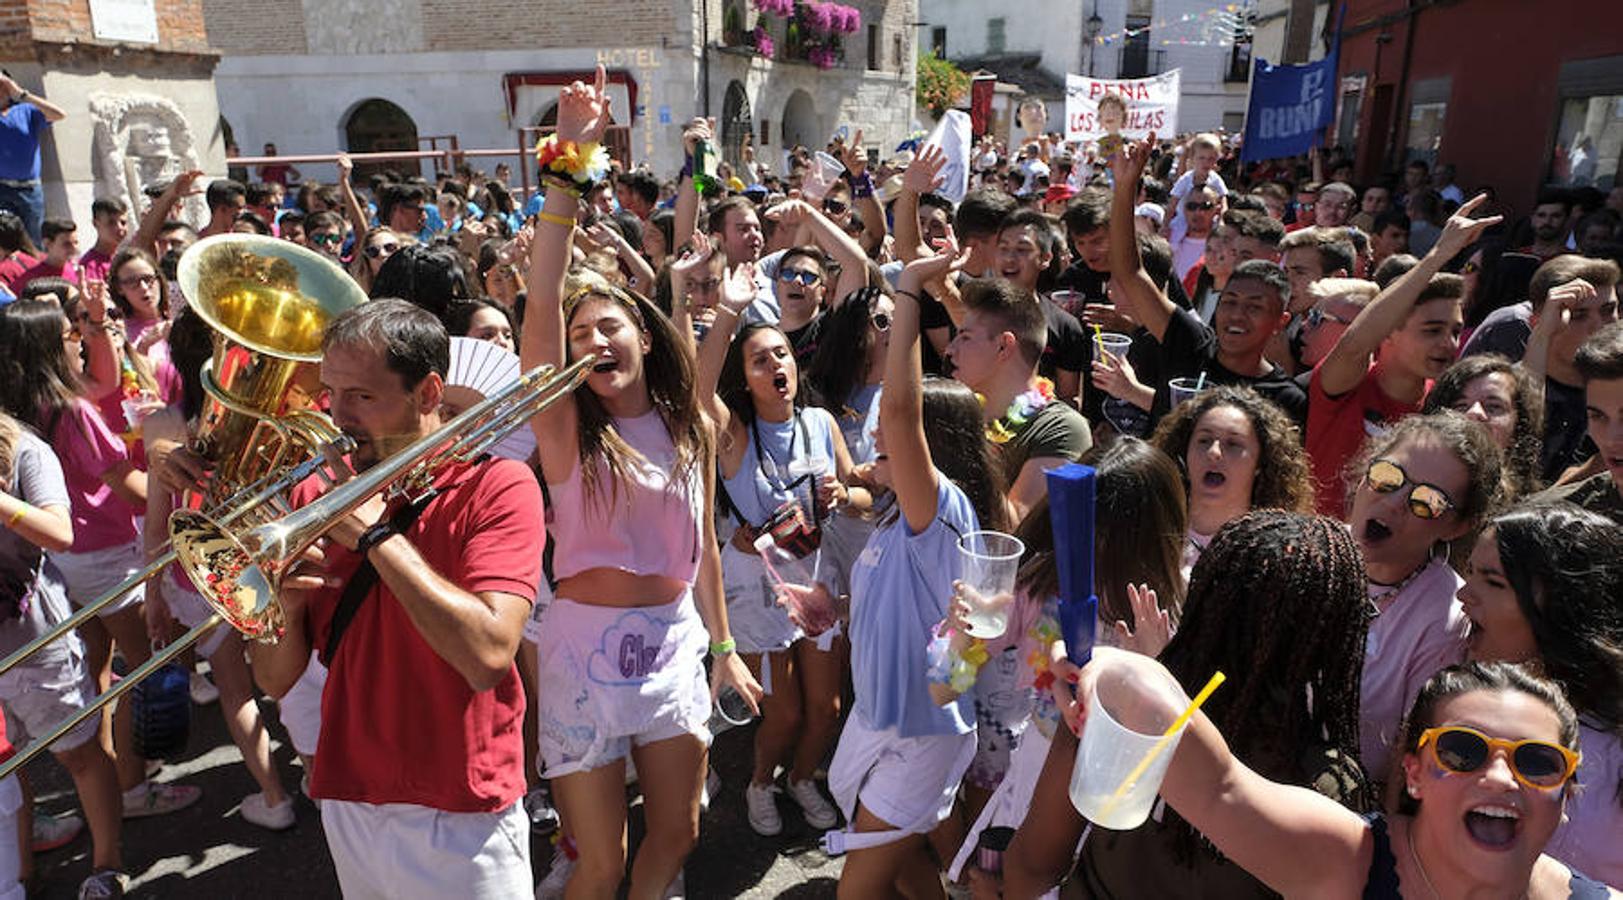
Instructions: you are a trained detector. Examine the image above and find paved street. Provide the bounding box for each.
[26,692,844,898]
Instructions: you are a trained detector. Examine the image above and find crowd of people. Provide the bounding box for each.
[0,63,1620,900]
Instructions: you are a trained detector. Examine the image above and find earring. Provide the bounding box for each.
[1406,784,1419,798]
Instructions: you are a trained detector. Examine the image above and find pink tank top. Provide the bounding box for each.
[546,409,704,584]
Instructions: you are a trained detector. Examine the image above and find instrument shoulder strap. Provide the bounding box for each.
[319,487,439,668]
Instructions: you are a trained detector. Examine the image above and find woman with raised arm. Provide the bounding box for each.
[520,67,761,900]
[1035,655,1611,899]
[692,258,869,838]
[781,238,1008,898]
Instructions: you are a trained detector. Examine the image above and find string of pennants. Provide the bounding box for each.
[1090,1,1255,49]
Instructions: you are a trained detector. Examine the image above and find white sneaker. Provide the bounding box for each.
[535,853,574,899]
[786,778,839,829]
[239,792,295,830]
[189,672,219,705]
[744,781,782,836]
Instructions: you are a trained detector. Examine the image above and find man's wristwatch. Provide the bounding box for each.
[355,521,398,556]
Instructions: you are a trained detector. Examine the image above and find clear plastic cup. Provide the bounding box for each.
[801,151,847,202]
[1096,332,1133,362]
[713,687,756,728]
[1069,655,1192,830]
[956,531,1024,639]
[1050,289,1084,318]
[1168,377,1207,408]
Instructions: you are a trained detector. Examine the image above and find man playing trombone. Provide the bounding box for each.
[247,299,543,898]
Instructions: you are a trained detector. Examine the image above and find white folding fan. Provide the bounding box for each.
[444,336,536,462]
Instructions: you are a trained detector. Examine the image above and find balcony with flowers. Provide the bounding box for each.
[720,0,864,71]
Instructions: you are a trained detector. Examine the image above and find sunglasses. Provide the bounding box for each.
[1304,306,1353,329]
[311,232,343,246]
[1364,458,1455,520]
[1418,726,1579,790]
[778,268,822,286]
[364,241,401,259]
[871,311,892,332]
[824,199,849,215]
[1185,201,1215,211]
[118,273,158,290]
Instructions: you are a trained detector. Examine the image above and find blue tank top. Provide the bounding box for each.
[720,407,837,529]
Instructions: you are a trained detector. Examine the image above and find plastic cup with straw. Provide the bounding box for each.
[1070,666,1226,830]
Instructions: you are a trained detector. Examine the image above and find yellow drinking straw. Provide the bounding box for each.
[1095,670,1226,822]
[1092,323,1106,357]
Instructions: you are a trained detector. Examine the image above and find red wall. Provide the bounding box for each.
[1339,0,1623,216]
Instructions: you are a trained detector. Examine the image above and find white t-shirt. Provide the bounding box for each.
[1168,169,1230,241]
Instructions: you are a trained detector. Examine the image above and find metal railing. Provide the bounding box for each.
[1118,46,1166,79]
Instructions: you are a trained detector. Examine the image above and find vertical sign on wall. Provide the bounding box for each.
[90,0,159,44]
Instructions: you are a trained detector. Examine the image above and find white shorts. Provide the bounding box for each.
[720,543,801,655]
[0,640,100,753]
[322,799,530,900]
[534,593,712,779]
[50,542,145,617]
[160,576,229,659]
[278,651,326,758]
[828,713,976,835]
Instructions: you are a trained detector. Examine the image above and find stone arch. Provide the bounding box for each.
[720,81,753,170]
[781,89,819,152]
[343,98,419,177]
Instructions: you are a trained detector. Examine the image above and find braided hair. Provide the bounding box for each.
[1159,510,1373,860]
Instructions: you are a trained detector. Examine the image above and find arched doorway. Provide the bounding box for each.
[344,98,419,178]
[720,81,753,170]
[781,90,819,152]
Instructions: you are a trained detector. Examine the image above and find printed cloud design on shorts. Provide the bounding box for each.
[586,609,683,686]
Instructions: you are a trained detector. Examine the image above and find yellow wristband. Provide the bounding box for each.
[6,505,26,528]
[536,211,574,227]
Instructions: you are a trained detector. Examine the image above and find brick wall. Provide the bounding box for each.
[18,0,215,55]
[201,0,307,54]
[419,0,675,52]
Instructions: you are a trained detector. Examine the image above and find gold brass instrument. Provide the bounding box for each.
[169,353,596,640]
[0,235,367,778]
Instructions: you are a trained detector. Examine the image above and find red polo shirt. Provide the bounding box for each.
[295,457,543,813]
[1307,361,1428,517]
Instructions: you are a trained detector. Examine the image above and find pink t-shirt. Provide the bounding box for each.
[1546,724,1623,888]
[1358,556,1468,782]
[78,246,114,288]
[49,399,140,553]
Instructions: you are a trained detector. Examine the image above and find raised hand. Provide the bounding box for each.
[670,232,714,278]
[1110,132,1156,187]
[1112,583,1172,657]
[681,117,714,157]
[556,65,612,145]
[903,143,948,196]
[902,226,969,282]
[336,153,354,183]
[717,262,758,317]
[1435,193,1504,259]
[839,128,867,177]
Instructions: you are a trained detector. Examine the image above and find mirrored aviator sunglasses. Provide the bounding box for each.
[1419,726,1579,790]
[1364,458,1454,520]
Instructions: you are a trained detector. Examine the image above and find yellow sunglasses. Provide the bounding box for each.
[1418,726,1580,790]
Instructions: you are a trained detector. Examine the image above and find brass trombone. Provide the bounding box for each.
[0,355,596,780]
[0,234,366,775]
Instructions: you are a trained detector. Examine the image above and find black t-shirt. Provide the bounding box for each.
[1153,307,1309,429]
[1541,377,1594,483]
[1055,263,1194,309]
[918,287,954,376]
[785,314,824,369]
[1038,297,1089,386]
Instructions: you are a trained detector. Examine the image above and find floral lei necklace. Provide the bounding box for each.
[985,377,1056,444]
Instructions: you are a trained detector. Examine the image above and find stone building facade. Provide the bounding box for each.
[202,0,920,182]
[1,0,225,228]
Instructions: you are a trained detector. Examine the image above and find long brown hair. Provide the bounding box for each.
[0,411,21,491]
[1150,385,1314,513]
[564,274,710,503]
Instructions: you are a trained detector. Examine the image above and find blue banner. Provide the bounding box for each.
[1241,6,1343,165]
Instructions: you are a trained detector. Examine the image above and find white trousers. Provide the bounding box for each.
[322,798,530,900]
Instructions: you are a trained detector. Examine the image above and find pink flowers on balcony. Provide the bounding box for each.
[752,26,776,58]
[751,0,796,16]
[752,0,862,35]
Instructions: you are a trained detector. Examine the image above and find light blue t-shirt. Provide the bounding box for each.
[720,407,837,528]
[849,474,979,738]
[742,249,785,325]
[836,384,882,466]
